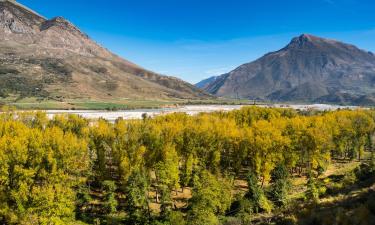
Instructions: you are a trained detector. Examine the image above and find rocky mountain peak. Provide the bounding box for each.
[281,34,373,62]
[0,0,17,4]
[286,33,324,49]
[0,0,45,35]
[0,1,99,56]
[0,0,45,20]
[297,33,314,41]
[40,16,88,38]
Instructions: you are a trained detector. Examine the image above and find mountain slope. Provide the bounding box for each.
[195,76,219,89]
[199,34,375,105]
[0,0,210,101]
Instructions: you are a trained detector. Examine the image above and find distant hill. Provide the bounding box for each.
[195,76,219,89]
[197,34,375,105]
[0,0,210,102]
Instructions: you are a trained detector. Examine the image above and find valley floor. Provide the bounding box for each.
[0,97,253,110]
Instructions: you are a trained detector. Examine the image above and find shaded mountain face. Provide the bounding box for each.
[195,76,219,89]
[199,34,375,105]
[0,0,209,100]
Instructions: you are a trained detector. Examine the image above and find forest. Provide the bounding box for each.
[0,106,374,225]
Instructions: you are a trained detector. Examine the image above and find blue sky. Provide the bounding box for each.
[18,0,375,83]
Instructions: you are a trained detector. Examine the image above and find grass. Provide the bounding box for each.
[9,101,72,110]
[2,98,177,110]
[1,97,256,110]
[72,99,183,110]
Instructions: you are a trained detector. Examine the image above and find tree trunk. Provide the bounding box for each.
[155,171,160,203]
[155,187,159,203]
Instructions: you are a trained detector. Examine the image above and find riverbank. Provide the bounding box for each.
[42,104,364,122]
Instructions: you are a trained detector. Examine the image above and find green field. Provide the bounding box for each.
[1,97,255,110]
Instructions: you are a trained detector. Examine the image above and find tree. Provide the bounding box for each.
[188,170,232,225]
[154,143,180,212]
[125,169,150,224]
[306,175,319,202]
[245,171,272,213]
[269,163,291,206]
[102,180,118,214]
[0,113,90,224]
[180,153,196,191]
[351,112,375,161]
[90,120,115,181]
[251,120,290,186]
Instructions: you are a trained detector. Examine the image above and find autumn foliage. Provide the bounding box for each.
[0,107,374,224]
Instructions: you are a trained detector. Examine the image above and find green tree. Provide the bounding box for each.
[155,143,180,213]
[270,163,291,206]
[306,175,319,202]
[102,180,118,214]
[125,169,150,224]
[245,171,272,213]
[188,170,232,225]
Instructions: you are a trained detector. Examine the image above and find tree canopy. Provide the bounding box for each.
[0,107,374,224]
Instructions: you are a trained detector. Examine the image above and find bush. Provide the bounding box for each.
[188,208,219,225]
[276,216,297,225]
[165,211,186,225]
[229,198,253,224]
[306,176,319,202]
[355,163,375,181]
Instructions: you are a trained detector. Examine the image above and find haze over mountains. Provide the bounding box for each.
[197,34,375,105]
[0,0,209,102]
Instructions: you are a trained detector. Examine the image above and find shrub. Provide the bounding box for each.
[229,198,253,224]
[355,163,375,181]
[306,176,319,202]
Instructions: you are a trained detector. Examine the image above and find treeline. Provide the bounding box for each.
[0,107,374,224]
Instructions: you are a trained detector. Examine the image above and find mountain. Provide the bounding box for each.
[195,76,219,89]
[198,34,375,105]
[0,0,209,102]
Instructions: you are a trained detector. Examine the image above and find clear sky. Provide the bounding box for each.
[18,0,375,84]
